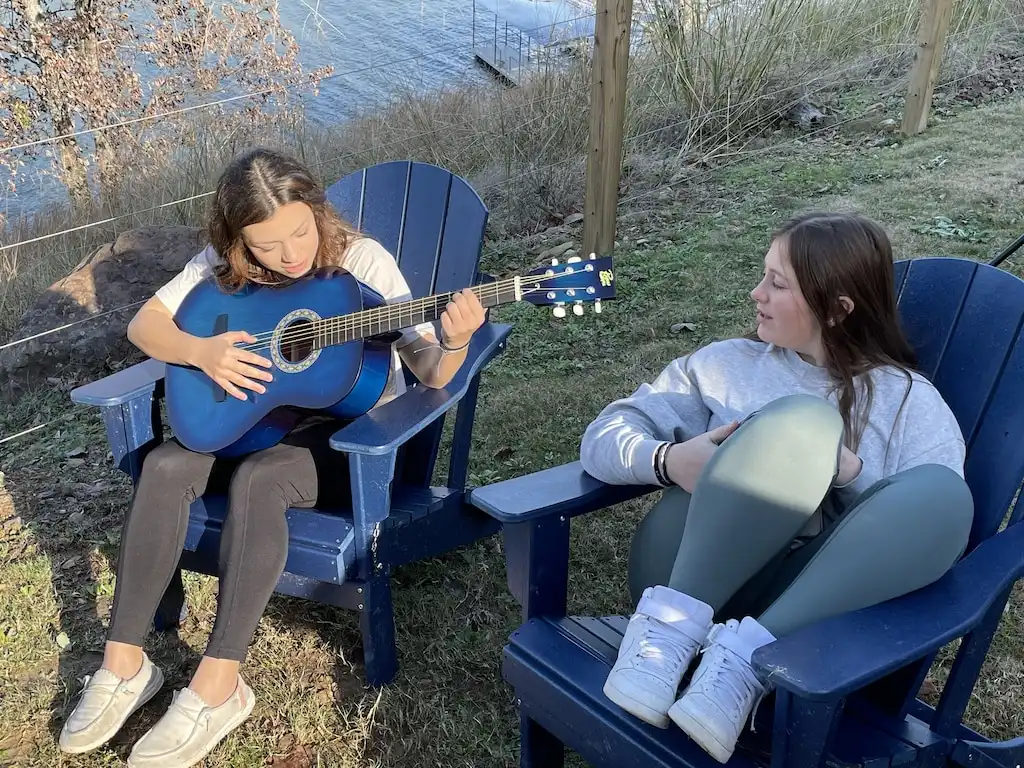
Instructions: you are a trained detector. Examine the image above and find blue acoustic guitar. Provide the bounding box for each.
[165,254,616,457]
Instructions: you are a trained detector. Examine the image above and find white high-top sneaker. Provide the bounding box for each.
[603,586,714,728]
[668,616,776,763]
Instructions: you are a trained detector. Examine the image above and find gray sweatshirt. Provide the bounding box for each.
[579,338,966,507]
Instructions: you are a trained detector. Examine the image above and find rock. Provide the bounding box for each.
[786,99,826,130]
[563,213,584,226]
[539,242,576,260]
[1,225,205,387]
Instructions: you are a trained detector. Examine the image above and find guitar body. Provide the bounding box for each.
[165,269,394,458]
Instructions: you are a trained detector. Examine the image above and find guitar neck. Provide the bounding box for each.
[312,275,521,347]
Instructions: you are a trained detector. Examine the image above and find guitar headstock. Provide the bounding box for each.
[521,253,616,317]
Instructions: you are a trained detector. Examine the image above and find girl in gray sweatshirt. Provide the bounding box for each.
[583,211,973,764]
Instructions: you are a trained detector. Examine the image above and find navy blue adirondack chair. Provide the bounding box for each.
[470,256,1024,768]
[70,161,512,687]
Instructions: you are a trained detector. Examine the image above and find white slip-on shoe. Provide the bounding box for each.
[59,653,165,754]
[127,676,255,768]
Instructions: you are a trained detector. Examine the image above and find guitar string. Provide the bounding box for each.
[241,281,601,355]
[240,280,596,354]
[235,271,552,347]
[237,277,519,351]
[236,270,607,353]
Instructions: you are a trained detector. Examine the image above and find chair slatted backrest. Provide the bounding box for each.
[325,161,490,489]
[326,160,488,297]
[894,257,1024,552]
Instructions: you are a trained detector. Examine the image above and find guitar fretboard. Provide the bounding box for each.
[310,278,520,348]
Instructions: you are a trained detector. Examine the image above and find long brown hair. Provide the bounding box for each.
[206,147,360,291]
[768,211,918,450]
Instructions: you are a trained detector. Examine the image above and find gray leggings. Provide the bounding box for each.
[628,394,974,636]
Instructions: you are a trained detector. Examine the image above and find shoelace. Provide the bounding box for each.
[74,674,132,719]
[698,644,768,732]
[163,690,214,731]
[635,623,696,680]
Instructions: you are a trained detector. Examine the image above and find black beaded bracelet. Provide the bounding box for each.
[439,337,470,353]
[653,441,674,487]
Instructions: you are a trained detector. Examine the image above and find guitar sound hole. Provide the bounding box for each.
[281,318,315,363]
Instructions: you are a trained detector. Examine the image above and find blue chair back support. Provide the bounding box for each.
[326,160,490,487]
[326,160,488,296]
[894,258,1024,552]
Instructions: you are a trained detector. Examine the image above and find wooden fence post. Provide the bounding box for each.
[582,0,634,257]
[901,0,955,136]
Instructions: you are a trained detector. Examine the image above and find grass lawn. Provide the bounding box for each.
[2,92,1023,767]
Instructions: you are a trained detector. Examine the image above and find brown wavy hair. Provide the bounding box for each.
[763,211,918,450]
[206,147,360,291]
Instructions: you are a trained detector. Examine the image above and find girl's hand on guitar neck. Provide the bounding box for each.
[440,288,486,350]
[191,331,274,401]
[400,288,486,389]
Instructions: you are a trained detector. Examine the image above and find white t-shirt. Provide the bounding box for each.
[154,237,437,408]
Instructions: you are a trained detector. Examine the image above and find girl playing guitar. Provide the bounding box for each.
[58,148,486,767]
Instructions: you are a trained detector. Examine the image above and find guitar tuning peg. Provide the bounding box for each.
[567,255,582,264]
[551,258,560,266]
[572,302,584,316]
[594,299,602,314]
[552,303,567,318]
[589,252,597,260]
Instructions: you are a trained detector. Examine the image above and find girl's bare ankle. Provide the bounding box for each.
[101,642,144,680]
[188,658,241,708]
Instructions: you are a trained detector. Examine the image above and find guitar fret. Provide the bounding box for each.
[311,275,536,349]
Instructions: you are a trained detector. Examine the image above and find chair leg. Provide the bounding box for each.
[521,713,564,768]
[359,575,398,687]
[153,566,186,632]
[771,690,843,768]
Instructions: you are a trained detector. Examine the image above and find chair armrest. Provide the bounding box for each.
[468,460,660,524]
[329,322,512,456]
[70,358,166,407]
[751,521,1024,700]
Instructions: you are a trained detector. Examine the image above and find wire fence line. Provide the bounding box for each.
[5,5,1014,241]
[0,1,949,157]
[0,10,600,156]
[616,50,1021,211]
[0,34,952,256]
[2,18,1016,357]
[1,9,1019,445]
[3,1,995,203]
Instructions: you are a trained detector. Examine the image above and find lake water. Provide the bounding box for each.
[3,0,594,222]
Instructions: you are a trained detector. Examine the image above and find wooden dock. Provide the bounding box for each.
[474,40,534,85]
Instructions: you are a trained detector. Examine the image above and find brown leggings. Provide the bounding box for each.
[106,422,348,661]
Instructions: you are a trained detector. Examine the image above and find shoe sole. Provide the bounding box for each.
[127,687,256,768]
[602,679,670,729]
[668,702,733,764]
[59,665,166,755]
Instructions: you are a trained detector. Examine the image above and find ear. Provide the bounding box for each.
[828,296,855,327]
